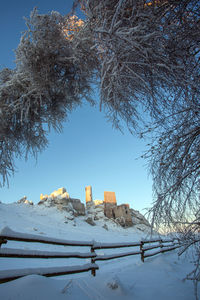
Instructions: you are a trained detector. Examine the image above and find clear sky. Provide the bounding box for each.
[0,0,153,212]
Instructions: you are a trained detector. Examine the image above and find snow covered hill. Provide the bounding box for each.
[0,201,198,300]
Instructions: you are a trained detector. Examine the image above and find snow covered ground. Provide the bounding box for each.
[0,202,198,299]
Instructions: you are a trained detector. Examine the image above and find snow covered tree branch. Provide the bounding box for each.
[0,8,98,185]
[80,0,200,129]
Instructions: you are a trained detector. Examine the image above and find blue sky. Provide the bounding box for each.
[0,0,152,212]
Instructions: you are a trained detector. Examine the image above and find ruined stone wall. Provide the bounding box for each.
[113,205,133,227]
[104,203,116,219]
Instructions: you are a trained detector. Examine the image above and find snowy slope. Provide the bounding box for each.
[0,202,151,241]
[0,202,198,300]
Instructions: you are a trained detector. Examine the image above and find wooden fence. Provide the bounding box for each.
[0,227,181,283]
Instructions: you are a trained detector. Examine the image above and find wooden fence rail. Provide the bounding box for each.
[0,227,98,283]
[0,227,181,283]
[141,240,180,262]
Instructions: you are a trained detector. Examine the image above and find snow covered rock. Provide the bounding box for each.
[38,188,85,216]
[85,217,96,226]
[130,209,151,227]
[17,196,33,205]
[102,224,109,230]
[44,197,85,216]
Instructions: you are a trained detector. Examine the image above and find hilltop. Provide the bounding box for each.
[17,186,151,232]
[0,200,151,242]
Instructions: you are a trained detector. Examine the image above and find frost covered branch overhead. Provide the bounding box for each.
[0,8,97,185]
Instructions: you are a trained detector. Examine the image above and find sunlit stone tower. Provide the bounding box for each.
[104,191,117,205]
[85,185,93,205]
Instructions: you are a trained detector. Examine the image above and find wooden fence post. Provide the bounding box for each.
[159,239,163,251]
[91,245,96,276]
[0,238,7,248]
[140,241,144,262]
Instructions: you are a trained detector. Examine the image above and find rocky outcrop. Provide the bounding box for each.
[38,188,85,216]
[130,209,151,227]
[39,187,70,203]
[85,217,96,226]
[47,197,85,216]
[51,187,69,199]
[55,198,85,216]
[17,196,33,205]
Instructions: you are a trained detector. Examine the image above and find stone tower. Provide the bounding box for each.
[85,186,93,205]
[104,191,117,205]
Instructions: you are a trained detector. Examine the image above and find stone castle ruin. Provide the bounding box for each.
[18,186,150,229]
[86,188,133,227]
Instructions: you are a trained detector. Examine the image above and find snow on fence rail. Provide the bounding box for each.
[0,227,181,283]
[93,238,181,263]
[0,264,99,284]
[0,227,98,283]
[0,226,93,246]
